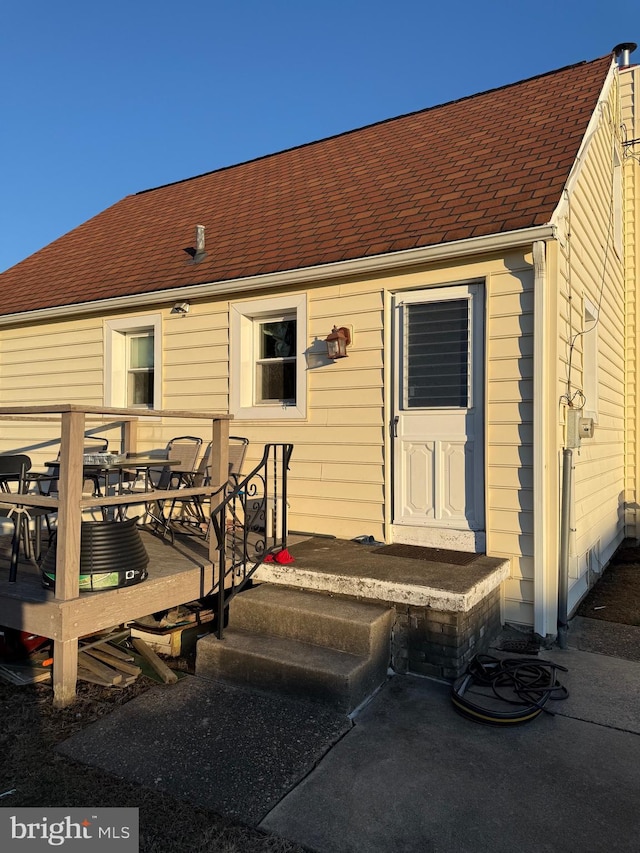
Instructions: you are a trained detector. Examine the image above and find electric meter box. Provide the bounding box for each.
[566,409,595,448]
[579,417,595,439]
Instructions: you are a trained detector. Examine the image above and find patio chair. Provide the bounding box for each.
[167,436,249,536]
[0,454,51,581]
[142,436,203,538]
[146,435,203,490]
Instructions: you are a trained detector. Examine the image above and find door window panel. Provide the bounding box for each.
[405,300,469,408]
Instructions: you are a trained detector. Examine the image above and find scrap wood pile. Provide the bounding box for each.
[78,630,178,687]
[77,635,142,687]
[0,626,180,688]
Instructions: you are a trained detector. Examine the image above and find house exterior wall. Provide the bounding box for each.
[620,64,640,540]
[0,252,536,622]
[551,68,627,614]
[0,316,110,460]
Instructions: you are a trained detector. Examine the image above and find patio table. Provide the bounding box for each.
[43,457,183,520]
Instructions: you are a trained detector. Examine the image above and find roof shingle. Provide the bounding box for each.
[0,55,612,315]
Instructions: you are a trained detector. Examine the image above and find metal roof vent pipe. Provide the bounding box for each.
[184,224,207,263]
[613,42,637,68]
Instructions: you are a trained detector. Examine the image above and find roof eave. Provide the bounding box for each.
[0,224,557,327]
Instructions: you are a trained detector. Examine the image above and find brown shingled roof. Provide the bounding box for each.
[0,55,612,316]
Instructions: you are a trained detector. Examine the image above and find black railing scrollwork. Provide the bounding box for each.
[210,443,293,638]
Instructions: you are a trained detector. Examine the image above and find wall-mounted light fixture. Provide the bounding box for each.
[325,325,352,359]
[172,301,191,315]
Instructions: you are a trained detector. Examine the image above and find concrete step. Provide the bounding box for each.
[196,584,395,712]
[229,584,394,656]
[196,627,387,713]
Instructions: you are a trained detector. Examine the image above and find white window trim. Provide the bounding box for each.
[582,298,598,422]
[230,293,307,420]
[104,314,162,410]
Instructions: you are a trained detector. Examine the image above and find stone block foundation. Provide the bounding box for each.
[391,588,502,679]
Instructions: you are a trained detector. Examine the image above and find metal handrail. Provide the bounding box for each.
[210,443,293,638]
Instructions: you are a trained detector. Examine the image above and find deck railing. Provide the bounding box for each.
[209,443,294,637]
[0,404,233,706]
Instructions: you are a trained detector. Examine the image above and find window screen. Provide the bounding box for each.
[405,300,469,408]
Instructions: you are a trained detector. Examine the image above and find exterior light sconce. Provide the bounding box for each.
[172,301,190,315]
[325,325,352,359]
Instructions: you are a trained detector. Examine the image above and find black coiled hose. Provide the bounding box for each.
[451,654,569,725]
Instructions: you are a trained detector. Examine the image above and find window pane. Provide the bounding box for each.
[128,372,154,406]
[258,361,296,403]
[129,335,154,369]
[260,320,296,359]
[406,300,469,408]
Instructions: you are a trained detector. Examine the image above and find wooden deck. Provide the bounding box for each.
[0,404,232,707]
[0,530,216,642]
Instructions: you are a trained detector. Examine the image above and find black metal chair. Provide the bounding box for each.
[0,454,50,581]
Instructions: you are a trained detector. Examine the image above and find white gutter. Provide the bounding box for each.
[0,224,556,327]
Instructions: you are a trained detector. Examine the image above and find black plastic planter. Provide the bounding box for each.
[42,517,149,592]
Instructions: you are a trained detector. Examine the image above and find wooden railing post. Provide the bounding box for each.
[209,417,230,492]
[123,417,138,455]
[55,410,85,601]
[53,409,84,707]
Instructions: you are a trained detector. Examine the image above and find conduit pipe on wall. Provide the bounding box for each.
[557,447,573,649]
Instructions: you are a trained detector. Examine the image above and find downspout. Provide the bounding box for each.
[533,240,550,638]
[538,231,571,649]
[557,447,572,648]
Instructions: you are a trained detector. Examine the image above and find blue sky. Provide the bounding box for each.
[1,0,638,272]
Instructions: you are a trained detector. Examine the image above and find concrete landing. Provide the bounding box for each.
[255,537,509,611]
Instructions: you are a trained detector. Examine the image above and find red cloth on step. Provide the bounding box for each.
[262,549,295,564]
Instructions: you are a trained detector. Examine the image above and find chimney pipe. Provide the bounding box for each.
[613,42,637,68]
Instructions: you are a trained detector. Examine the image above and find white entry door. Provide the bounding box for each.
[392,284,485,551]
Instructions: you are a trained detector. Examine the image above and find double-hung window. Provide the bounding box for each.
[255,317,297,404]
[126,330,155,407]
[230,294,307,419]
[105,314,162,410]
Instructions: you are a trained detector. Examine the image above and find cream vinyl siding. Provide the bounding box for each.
[486,266,535,625]
[163,305,230,413]
[620,66,640,539]
[0,320,103,402]
[554,77,626,612]
[0,317,108,469]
